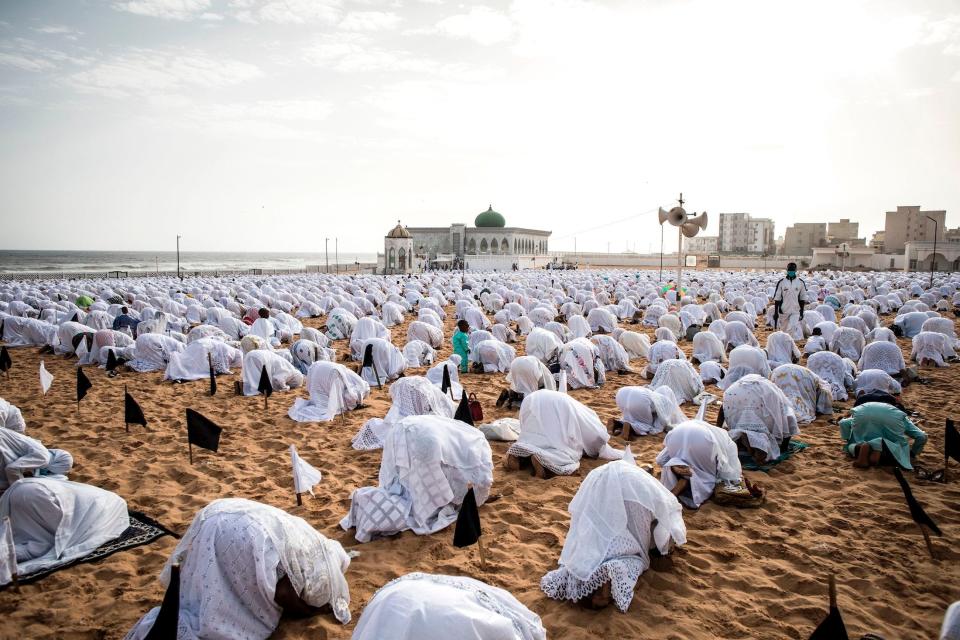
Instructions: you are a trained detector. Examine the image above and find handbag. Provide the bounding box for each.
[468,393,484,422]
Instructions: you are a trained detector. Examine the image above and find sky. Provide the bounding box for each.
[1,0,959,255]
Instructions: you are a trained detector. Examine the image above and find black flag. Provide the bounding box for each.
[0,346,11,373]
[257,365,273,398]
[453,486,482,548]
[946,419,960,465]
[125,390,147,428]
[441,365,452,395]
[361,343,374,368]
[77,367,92,402]
[143,563,180,640]
[454,390,474,426]
[892,467,942,536]
[187,409,222,455]
[71,333,87,352]
[105,349,119,373]
[808,607,848,640]
[71,313,79,323]
[209,362,217,396]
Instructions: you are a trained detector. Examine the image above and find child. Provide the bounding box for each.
[453,319,470,373]
[803,327,826,355]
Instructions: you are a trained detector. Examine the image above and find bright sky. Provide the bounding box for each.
[1,0,959,254]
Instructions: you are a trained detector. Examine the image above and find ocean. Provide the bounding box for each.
[0,250,380,274]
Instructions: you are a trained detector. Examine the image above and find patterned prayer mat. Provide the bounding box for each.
[739,440,809,473]
[2,510,178,588]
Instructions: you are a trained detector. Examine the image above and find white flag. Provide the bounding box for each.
[622,444,636,465]
[289,445,322,496]
[0,516,16,587]
[324,377,344,421]
[695,393,715,421]
[558,370,567,393]
[39,360,54,395]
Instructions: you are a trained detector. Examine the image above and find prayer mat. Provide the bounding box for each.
[739,440,809,473]
[2,510,178,589]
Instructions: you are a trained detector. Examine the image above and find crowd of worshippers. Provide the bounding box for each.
[2,264,959,639]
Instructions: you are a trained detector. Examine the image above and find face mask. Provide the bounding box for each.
[787,270,797,278]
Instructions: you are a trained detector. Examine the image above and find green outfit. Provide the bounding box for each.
[452,330,469,373]
[838,402,927,469]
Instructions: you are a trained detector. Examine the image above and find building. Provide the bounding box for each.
[718,212,775,254]
[783,222,827,256]
[379,205,552,274]
[684,235,718,253]
[827,219,864,246]
[883,205,946,254]
[870,230,885,254]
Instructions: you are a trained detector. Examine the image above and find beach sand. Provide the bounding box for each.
[1,308,958,639]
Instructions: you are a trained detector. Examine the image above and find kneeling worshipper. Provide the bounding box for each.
[691,331,725,365]
[352,573,546,640]
[0,477,127,583]
[164,337,243,382]
[830,326,866,362]
[402,339,435,368]
[241,349,304,396]
[77,329,134,366]
[649,359,704,404]
[352,376,455,450]
[643,338,684,379]
[499,355,556,409]
[765,331,801,368]
[618,330,650,360]
[356,337,406,384]
[0,315,58,347]
[1,429,73,492]
[125,498,352,639]
[911,330,956,367]
[340,415,493,543]
[770,363,833,424]
[854,369,902,398]
[859,340,907,377]
[526,327,564,364]
[505,390,621,477]
[426,355,464,398]
[123,332,187,373]
[839,402,927,469]
[611,386,687,438]
[406,320,443,349]
[0,397,26,433]
[350,317,391,360]
[723,320,759,352]
[719,345,772,390]
[470,338,516,374]
[718,374,799,464]
[807,350,856,401]
[288,361,370,422]
[289,338,335,374]
[559,338,605,388]
[656,419,761,509]
[540,455,686,613]
[699,360,727,386]
[591,334,632,374]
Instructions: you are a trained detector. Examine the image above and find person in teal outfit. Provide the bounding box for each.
[838,402,927,469]
[452,319,470,373]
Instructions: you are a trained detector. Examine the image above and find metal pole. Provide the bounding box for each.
[335,238,338,274]
[176,235,181,279]
[325,238,329,274]
[659,225,663,284]
[926,216,937,287]
[676,226,683,297]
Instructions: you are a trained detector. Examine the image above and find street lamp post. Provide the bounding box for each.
[176,235,181,279]
[325,238,329,274]
[335,238,339,274]
[925,216,938,288]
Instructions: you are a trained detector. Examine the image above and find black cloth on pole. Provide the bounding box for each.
[125,392,147,427]
[454,390,474,426]
[441,365,451,395]
[257,365,273,398]
[808,607,849,640]
[70,313,79,323]
[77,367,92,402]
[946,419,960,465]
[186,409,222,453]
[144,564,180,640]
[105,349,119,373]
[892,467,942,535]
[209,362,217,396]
[453,486,482,548]
[0,346,11,373]
[361,343,374,368]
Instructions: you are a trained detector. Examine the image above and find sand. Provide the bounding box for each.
[1,308,958,640]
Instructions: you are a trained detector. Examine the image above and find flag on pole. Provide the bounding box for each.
[290,444,322,497]
[622,445,636,465]
[257,365,273,398]
[77,367,92,403]
[892,467,942,536]
[208,354,217,396]
[39,360,53,395]
[441,365,452,396]
[946,419,960,465]
[105,349,119,373]
[808,575,848,640]
[125,390,148,428]
[324,377,345,421]
[558,370,567,393]
[454,390,474,426]
[143,563,181,640]
[0,515,16,588]
[186,409,222,455]
[0,346,11,374]
[453,486,482,548]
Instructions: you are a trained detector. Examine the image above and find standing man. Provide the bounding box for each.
[773,262,807,341]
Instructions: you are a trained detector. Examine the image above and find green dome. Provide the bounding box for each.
[475,205,505,228]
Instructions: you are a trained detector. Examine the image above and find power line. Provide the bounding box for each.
[552,205,662,241]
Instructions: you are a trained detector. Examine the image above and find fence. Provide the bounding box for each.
[0,263,378,282]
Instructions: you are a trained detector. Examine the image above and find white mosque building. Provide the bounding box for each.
[379,205,553,274]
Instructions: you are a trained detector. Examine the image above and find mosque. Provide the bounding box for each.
[379,205,552,274]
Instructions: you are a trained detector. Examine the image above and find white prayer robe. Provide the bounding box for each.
[352,376,454,450]
[656,419,742,508]
[164,338,242,382]
[241,350,304,396]
[506,356,557,395]
[525,327,564,364]
[615,386,686,436]
[721,374,800,461]
[649,360,704,404]
[288,361,369,422]
[858,341,906,376]
[912,331,955,367]
[770,364,833,424]
[0,398,26,434]
[0,429,72,491]
[807,351,856,401]
[357,337,406,384]
[854,369,902,397]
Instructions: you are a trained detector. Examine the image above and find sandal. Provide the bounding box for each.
[914,466,946,483]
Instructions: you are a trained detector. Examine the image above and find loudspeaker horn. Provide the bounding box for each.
[687,211,708,231]
[667,207,687,226]
[681,222,701,238]
[658,207,670,225]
